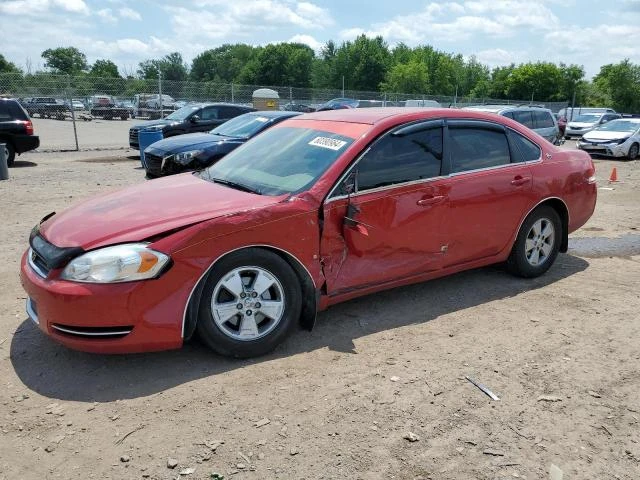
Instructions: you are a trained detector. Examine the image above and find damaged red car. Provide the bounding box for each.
[20,108,597,357]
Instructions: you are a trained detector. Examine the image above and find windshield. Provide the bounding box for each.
[572,114,601,123]
[165,105,200,121]
[596,120,640,133]
[202,127,354,196]
[210,113,273,138]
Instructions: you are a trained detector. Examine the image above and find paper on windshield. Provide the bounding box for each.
[308,136,348,150]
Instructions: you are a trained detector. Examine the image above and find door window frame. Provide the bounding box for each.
[326,118,543,203]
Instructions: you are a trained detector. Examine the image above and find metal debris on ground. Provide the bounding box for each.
[465,376,500,401]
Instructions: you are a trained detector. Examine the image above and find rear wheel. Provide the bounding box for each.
[628,143,639,160]
[196,249,302,358]
[507,206,561,278]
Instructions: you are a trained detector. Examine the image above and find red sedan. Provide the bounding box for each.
[20,109,597,357]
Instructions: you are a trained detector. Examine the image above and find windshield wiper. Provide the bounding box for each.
[210,177,261,195]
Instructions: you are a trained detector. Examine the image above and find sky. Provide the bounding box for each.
[1,0,639,79]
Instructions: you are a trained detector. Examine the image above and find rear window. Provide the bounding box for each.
[533,111,554,128]
[0,100,27,121]
[511,111,534,129]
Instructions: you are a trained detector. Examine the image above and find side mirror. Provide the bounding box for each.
[190,115,200,123]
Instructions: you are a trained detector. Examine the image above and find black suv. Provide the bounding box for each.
[128,103,255,150]
[0,98,40,166]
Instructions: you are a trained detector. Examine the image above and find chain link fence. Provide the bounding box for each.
[0,73,570,152]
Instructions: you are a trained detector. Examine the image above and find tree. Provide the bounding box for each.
[138,52,188,81]
[190,44,257,83]
[333,35,390,91]
[41,47,87,74]
[593,60,640,113]
[89,59,120,78]
[504,62,564,102]
[0,54,21,73]
[381,60,429,94]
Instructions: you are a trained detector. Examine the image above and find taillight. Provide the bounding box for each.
[22,120,34,135]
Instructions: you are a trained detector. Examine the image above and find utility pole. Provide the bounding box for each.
[342,76,345,97]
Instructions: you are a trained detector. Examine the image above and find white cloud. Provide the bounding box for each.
[97,8,117,23]
[288,34,323,52]
[0,0,87,15]
[118,7,141,21]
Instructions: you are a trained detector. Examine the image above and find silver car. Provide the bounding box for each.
[462,105,562,144]
[565,112,621,138]
[576,118,640,160]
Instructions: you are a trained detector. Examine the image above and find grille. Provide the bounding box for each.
[51,324,133,339]
[129,128,139,146]
[29,248,50,277]
[144,153,163,177]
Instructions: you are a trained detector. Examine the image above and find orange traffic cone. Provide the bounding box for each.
[609,167,618,183]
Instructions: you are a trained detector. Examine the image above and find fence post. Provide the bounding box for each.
[0,144,8,180]
[231,83,235,103]
[67,75,79,151]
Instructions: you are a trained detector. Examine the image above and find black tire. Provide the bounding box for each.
[507,205,562,278]
[628,143,639,161]
[196,248,302,358]
[4,142,15,167]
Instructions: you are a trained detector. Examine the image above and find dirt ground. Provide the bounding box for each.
[1,147,639,480]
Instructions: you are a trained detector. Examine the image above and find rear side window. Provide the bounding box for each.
[507,130,541,162]
[357,127,443,191]
[200,107,219,120]
[533,111,554,128]
[511,110,534,128]
[0,102,10,121]
[219,106,246,118]
[449,127,510,173]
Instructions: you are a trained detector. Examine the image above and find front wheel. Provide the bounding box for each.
[628,143,639,161]
[507,206,561,278]
[196,249,302,358]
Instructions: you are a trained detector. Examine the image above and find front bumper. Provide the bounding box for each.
[20,249,189,354]
[576,141,628,157]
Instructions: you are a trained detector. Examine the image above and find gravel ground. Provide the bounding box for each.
[1,147,639,480]
[31,117,140,151]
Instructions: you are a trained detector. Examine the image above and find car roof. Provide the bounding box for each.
[463,104,552,113]
[298,107,523,125]
[249,110,301,118]
[186,102,252,108]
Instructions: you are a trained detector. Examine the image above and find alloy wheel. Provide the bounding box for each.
[525,218,555,267]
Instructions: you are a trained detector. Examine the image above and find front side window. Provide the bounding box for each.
[356,127,443,191]
[200,107,219,121]
[449,127,510,173]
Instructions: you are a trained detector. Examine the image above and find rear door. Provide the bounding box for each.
[320,121,451,293]
[439,120,538,268]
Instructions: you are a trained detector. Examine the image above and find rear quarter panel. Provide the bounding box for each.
[529,148,597,233]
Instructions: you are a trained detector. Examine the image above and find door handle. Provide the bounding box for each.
[511,176,531,186]
[417,195,446,206]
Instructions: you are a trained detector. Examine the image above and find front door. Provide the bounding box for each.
[320,121,450,294]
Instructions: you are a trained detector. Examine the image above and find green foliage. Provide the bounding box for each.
[332,35,390,91]
[138,52,188,82]
[593,60,640,113]
[381,60,429,94]
[90,60,120,78]
[190,44,256,82]
[0,54,21,74]
[41,47,87,74]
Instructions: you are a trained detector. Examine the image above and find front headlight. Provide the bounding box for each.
[172,150,203,165]
[144,125,165,131]
[605,138,629,145]
[60,243,170,283]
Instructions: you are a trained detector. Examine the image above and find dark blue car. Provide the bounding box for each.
[143,110,301,178]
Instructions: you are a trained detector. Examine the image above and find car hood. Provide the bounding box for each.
[146,133,240,154]
[582,130,633,141]
[130,119,180,130]
[567,121,597,128]
[39,174,284,250]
